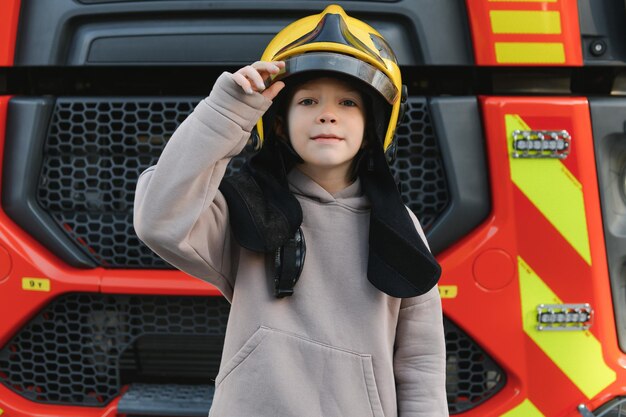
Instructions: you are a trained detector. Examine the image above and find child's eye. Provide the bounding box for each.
[298,98,316,106]
[341,99,358,107]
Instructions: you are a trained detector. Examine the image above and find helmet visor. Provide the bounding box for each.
[265,52,398,105]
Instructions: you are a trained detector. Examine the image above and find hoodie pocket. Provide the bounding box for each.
[210,326,385,417]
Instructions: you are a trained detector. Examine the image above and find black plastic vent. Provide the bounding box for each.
[38,98,253,268]
[445,318,506,414]
[0,295,502,413]
[392,98,449,229]
[37,97,448,268]
[0,293,230,406]
[39,99,193,268]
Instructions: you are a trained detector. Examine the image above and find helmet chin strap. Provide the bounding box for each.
[219,137,305,299]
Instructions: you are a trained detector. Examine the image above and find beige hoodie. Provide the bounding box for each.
[133,73,448,417]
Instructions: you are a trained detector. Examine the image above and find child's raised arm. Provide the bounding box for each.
[133,62,283,301]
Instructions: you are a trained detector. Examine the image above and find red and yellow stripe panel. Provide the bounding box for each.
[485,98,619,415]
[438,97,623,416]
[505,114,590,265]
[518,257,615,399]
[465,0,583,65]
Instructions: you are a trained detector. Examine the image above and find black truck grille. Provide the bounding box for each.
[0,294,503,412]
[392,99,449,226]
[445,318,506,414]
[37,97,449,268]
[0,294,230,406]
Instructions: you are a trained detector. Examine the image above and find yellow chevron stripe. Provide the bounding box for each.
[500,399,544,417]
[518,257,616,398]
[505,114,591,265]
[495,42,565,63]
[490,11,561,34]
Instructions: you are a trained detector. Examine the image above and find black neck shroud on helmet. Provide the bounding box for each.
[219,125,441,298]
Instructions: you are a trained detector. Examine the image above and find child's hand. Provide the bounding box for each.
[232,61,286,100]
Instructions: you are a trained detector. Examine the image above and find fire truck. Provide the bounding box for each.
[1,0,625,416]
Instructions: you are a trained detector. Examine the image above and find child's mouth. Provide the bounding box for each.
[311,135,343,142]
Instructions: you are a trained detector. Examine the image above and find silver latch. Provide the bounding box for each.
[537,304,593,331]
[511,130,571,159]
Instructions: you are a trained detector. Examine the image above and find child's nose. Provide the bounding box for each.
[317,110,337,124]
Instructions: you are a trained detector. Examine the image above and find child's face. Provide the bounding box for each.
[287,77,365,176]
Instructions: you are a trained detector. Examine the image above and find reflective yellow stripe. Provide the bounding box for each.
[495,42,565,63]
[500,399,544,417]
[490,11,561,34]
[505,115,591,265]
[518,257,616,398]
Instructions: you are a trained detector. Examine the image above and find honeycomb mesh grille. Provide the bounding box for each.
[38,97,449,268]
[445,318,506,414]
[0,295,503,412]
[0,294,230,406]
[392,98,449,228]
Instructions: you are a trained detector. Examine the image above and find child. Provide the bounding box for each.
[134,5,447,417]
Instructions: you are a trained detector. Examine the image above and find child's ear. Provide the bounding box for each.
[274,115,288,140]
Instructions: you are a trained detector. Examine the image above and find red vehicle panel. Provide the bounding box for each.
[439,97,621,415]
[465,0,583,66]
[0,0,20,66]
